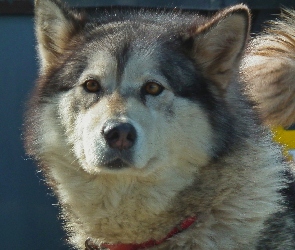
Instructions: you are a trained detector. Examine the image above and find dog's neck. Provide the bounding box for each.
[85,215,197,250]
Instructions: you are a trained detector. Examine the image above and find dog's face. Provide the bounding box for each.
[47,28,214,175]
[27,0,250,176]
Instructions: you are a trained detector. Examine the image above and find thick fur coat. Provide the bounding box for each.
[242,9,295,128]
[24,0,295,249]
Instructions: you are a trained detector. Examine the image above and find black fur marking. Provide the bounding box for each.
[156,37,216,109]
[38,56,88,100]
[115,42,131,85]
[281,170,295,210]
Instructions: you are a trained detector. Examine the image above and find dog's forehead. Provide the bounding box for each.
[82,50,117,79]
[82,36,168,88]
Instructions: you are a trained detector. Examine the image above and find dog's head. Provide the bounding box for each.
[27,0,250,176]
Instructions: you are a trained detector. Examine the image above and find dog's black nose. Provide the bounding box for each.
[102,122,137,150]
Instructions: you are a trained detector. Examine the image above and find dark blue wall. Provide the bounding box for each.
[0,16,68,249]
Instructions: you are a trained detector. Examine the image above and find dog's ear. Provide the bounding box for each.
[183,5,250,91]
[35,0,86,71]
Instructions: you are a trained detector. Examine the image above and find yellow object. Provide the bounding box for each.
[272,125,295,161]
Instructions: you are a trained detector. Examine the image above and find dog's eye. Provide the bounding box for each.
[84,79,101,93]
[144,82,164,96]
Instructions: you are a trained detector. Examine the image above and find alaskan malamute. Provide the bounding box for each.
[24,0,295,249]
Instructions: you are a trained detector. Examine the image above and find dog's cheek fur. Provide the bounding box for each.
[165,98,214,166]
[131,95,214,172]
[62,101,103,174]
[57,91,110,173]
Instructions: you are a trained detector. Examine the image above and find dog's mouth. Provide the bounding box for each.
[91,145,135,171]
[103,158,130,169]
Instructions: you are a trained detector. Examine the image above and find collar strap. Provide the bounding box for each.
[85,216,197,250]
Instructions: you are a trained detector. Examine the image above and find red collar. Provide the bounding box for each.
[85,216,197,250]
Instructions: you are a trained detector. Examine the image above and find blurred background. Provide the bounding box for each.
[0,0,294,249]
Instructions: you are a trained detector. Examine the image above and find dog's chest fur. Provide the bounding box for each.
[47,138,282,249]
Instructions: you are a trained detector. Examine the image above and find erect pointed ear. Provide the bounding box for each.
[183,5,250,91]
[34,0,86,71]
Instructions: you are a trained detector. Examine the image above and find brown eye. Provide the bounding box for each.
[84,79,101,93]
[144,82,164,96]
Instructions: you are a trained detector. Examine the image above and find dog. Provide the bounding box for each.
[24,0,295,249]
[241,9,295,161]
